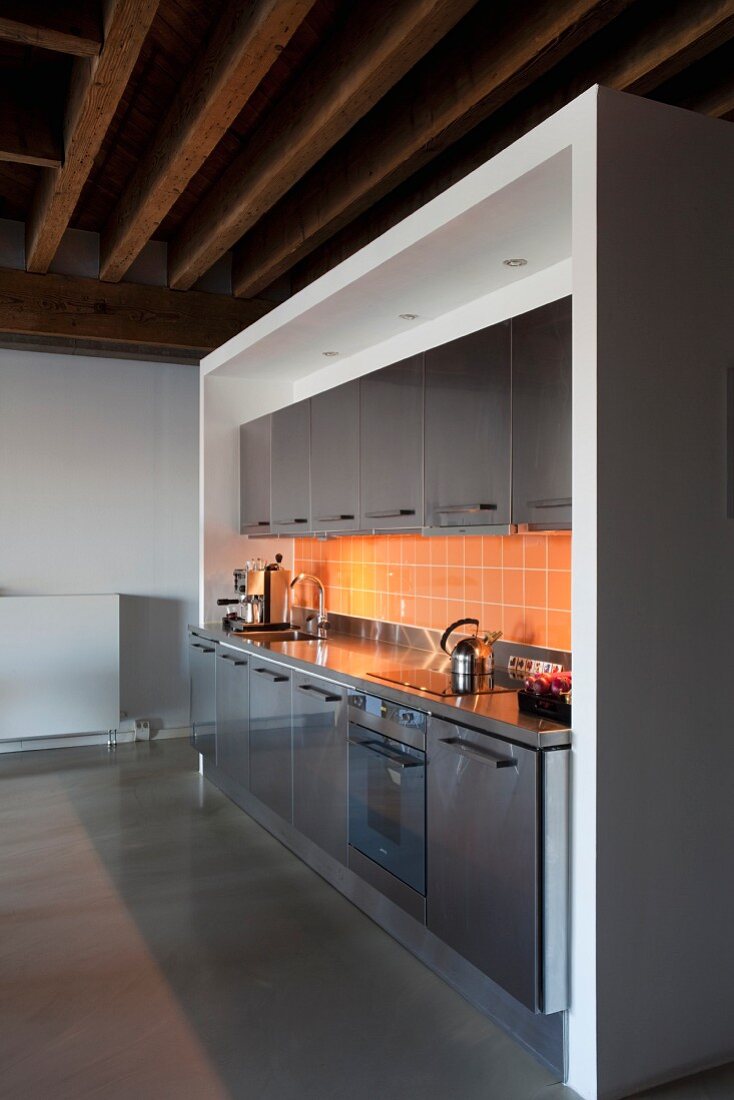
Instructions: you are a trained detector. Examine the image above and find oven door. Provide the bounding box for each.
[348,723,425,895]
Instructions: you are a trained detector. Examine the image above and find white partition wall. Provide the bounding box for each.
[592,93,734,1099]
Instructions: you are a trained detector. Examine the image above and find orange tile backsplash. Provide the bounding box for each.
[293,533,572,651]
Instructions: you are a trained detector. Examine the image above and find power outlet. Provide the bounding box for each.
[134,720,150,741]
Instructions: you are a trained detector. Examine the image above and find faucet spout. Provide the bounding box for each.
[290,573,330,639]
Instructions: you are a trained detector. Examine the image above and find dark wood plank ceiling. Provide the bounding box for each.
[0,0,730,359]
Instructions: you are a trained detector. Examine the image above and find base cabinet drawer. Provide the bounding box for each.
[249,661,293,822]
[215,648,249,790]
[427,716,540,1010]
[292,673,348,864]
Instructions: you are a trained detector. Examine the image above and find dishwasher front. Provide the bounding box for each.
[426,715,568,1014]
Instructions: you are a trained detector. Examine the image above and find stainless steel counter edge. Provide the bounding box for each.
[189,625,571,750]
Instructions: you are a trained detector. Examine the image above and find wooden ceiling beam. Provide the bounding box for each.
[0,267,272,351]
[0,2,102,57]
[233,0,734,299]
[166,0,478,291]
[25,0,161,276]
[231,0,634,299]
[98,0,316,284]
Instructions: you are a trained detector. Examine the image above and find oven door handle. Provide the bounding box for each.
[347,737,423,768]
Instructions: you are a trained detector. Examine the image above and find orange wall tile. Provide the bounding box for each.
[293,533,572,650]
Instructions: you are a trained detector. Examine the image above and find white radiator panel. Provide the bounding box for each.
[0,595,119,741]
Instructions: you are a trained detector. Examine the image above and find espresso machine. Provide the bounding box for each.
[218,554,291,632]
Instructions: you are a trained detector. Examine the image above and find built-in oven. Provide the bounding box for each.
[347,693,427,922]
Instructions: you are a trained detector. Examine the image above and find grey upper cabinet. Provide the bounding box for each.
[271,400,311,534]
[424,323,511,529]
[360,354,424,530]
[512,297,572,529]
[249,658,293,822]
[292,672,348,864]
[310,381,359,533]
[215,647,249,792]
[240,415,272,535]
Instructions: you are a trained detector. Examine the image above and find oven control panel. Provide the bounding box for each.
[349,693,427,732]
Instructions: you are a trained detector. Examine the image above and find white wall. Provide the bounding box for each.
[0,349,199,734]
[593,92,734,1100]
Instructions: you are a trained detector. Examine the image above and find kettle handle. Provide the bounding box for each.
[440,618,479,654]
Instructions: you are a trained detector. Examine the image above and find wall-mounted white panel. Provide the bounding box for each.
[0,595,119,740]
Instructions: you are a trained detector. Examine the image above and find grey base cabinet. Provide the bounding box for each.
[249,659,293,821]
[292,672,348,864]
[215,647,249,790]
[189,634,216,762]
[427,716,540,1011]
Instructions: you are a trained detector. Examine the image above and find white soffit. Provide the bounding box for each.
[203,91,593,383]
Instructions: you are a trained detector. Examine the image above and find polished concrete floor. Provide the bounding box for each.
[1,740,733,1100]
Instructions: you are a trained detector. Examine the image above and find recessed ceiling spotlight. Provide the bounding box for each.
[503,258,528,267]
[322,350,340,357]
[399,313,419,320]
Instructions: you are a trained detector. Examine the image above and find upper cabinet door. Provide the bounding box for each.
[360,355,424,530]
[424,322,511,529]
[512,297,572,529]
[271,400,311,535]
[240,415,272,535]
[310,381,359,533]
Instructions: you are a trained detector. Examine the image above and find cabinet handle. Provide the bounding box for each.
[527,498,572,509]
[297,684,341,702]
[314,514,354,522]
[439,737,516,769]
[242,520,270,527]
[435,503,497,515]
[217,653,247,666]
[347,737,422,768]
[363,509,416,519]
[273,517,309,525]
[254,666,289,682]
[191,643,215,653]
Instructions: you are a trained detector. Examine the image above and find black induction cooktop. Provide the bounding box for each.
[368,666,523,698]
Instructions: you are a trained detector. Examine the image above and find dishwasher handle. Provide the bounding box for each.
[439,737,517,769]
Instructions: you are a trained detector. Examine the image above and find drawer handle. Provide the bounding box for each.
[527,498,572,509]
[254,667,289,682]
[314,514,354,522]
[297,684,341,702]
[439,737,516,769]
[364,509,416,519]
[192,645,215,653]
[347,737,422,768]
[435,503,497,514]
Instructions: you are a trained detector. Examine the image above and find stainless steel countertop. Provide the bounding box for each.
[190,624,572,750]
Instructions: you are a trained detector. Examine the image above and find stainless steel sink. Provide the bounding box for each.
[226,628,318,642]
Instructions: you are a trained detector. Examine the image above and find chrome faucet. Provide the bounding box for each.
[290,573,330,639]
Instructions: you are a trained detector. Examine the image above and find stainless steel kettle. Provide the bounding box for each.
[440,618,502,689]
